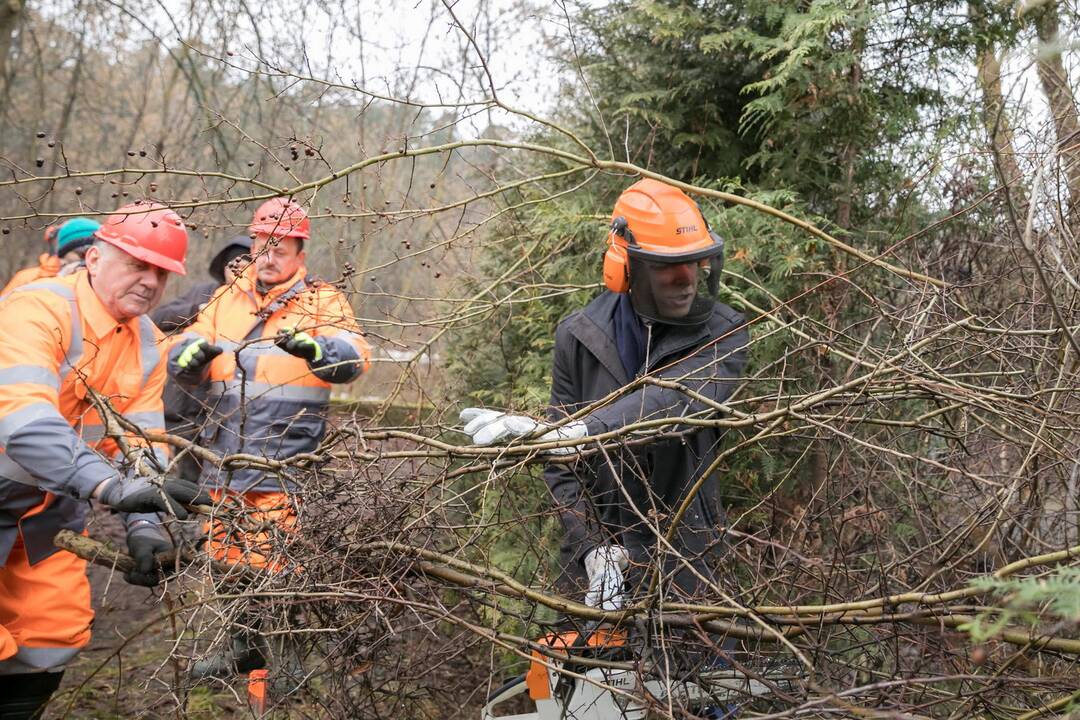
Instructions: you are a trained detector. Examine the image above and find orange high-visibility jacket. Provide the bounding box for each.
[1,254,61,296]
[0,271,168,566]
[168,265,368,492]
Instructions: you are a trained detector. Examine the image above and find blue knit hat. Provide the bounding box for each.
[56,217,101,255]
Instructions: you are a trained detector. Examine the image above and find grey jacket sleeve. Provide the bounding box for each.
[543,324,607,565]
[4,414,118,499]
[309,334,364,384]
[584,313,750,436]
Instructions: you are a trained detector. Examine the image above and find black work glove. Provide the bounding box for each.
[275,326,322,363]
[125,521,173,587]
[97,474,211,520]
[175,337,224,374]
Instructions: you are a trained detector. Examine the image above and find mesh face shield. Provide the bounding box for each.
[626,241,724,327]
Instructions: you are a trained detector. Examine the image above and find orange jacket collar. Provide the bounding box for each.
[75,270,141,340]
[237,265,308,307]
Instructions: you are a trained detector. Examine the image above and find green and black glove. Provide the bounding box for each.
[275,327,323,363]
[176,337,224,374]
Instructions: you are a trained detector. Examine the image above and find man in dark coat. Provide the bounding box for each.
[461,179,749,610]
[151,235,250,481]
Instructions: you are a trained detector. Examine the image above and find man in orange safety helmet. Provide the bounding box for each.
[0,202,210,718]
[462,177,749,609]
[168,196,369,689]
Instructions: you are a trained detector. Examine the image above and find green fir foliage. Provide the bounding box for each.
[961,568,1080,642]
[449,0,985,582]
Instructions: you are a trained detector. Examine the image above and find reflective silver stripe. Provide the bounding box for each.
[46,286,83,382]
[235,340,290,379]
[5,281,83,381]
[81,423,105,444]
[59,305,83,382]
[12,280,73,296]
[218,339,240,353]
[0,365,60,390]
[0,452,35,485]
[81,410,163,443]
[123,410,165,430]
[0,402,62,446]
[0,645,82,674]
[137,315,161,388]
[241,342,290,358]
[207,381,331,404]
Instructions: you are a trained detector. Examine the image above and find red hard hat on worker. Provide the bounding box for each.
[249,198,310,241]
[94,202,189,275]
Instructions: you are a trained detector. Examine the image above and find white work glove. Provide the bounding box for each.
[459,408,588,455]
[584,545,630,611]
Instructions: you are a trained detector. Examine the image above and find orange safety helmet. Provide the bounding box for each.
[94,202,189,275]
[249,197,310,241]
[603,179,724,294]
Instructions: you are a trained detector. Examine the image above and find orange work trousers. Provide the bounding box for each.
[0,538,93,673]
[203,490,299,572]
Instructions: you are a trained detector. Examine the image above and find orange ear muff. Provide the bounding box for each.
[604,216,632,293]
[603,240,630,293]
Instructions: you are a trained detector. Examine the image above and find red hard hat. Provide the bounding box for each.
[249,197,310,240]
[94,202,188,275]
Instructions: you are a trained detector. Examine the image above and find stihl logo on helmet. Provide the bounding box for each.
[675,225,699,235]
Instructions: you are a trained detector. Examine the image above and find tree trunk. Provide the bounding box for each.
[1031,1,1080,218]
[0,0,23,89]
[974,40,1030,223]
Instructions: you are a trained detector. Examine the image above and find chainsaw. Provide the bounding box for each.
[480,626,804,720]
[482,549,803,719]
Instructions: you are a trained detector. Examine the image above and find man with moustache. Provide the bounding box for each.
[0,202,210,719]
[168,197,369,687]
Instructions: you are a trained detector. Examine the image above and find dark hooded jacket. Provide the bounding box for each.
[544,290,749,601]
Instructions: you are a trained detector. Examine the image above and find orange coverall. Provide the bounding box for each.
[169,264,368,570]
[0,271,168,673]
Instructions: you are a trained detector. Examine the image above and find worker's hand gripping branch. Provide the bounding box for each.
[275,326,323,363]
[584,545,629,611]
[459,408,588,454]
[94,472,211,520]
[124,519,174,587]
[175,337,224,373]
